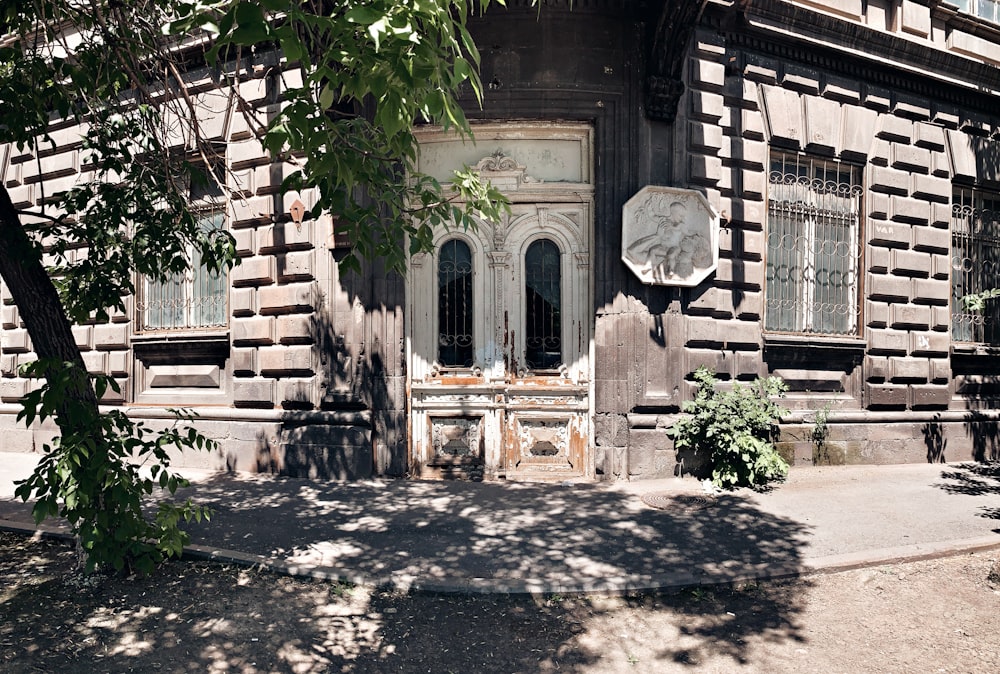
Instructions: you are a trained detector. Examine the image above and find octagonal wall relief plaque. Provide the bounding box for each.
[622,186,719,286]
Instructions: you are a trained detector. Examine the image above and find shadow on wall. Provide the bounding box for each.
[250,258,396,479]
[922,414,947,463]
[167,472,814,670]
[966,410,1000,462]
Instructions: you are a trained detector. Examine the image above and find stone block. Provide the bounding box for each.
[686,317,722,347]
[1,305,17,329]
[870,166,909,195]
[868,246,890,273]
[890,249,930,277]
[891,143,930,173]
[595,413,629,448]
[0,379,28,403]
[890,303,931,329]
[912,227,951,253]
[760,85,802,149]
[909,331,949,356]
[931,254,949,279]
[868,272,911,301]
[890,196,930,225]
[930,202,950,228]
[929,358,951,382]
[72,325,92,351]
[233,228,254,257]
[0,354,15,376]
[276,314,313,345]
[840,105,878,159]
[901,0,931,37]
[803,95,840,154]
[889,356,929,382]
[690,90,724,123]
[722,319,760,350]
[93,323,128,350]
[866,300,889,327]
[232,316,274,346]
[894,97,931,121]
[82,351,106,375]
[231,348,257,376]
[1,328,30,353]
[277,250,315,282]
[933,108,960,129]
[688,154,722,185]
[258,282,317,315]
[868,192,889,220]
[910,384,949,409]
[740,168,766,199]
[866,383,907,408]
[869,221,911,248]
[822,75,861,104]
[231,255,275,287]
[948,29,1000,68]
[947,129,977,182]
[731,138,767,169]
[782,65,821,94]
[870,139,891,166]
[869,328,908,354]
[231,287,255,317]
[741,109,766,140]
[277,378,317,408]
[911,174,950,203]
[230,196,272,227]
[744,62,778,84]
[866,355,890,381]
[932,306,950,331]
[913,122,945,151]
[107,351,129,377]
[233,378,276,407]
[911,278,950,305]
[930,151,951,178]
[877,115,913,143]
[257,346,316,377]
[689,57,725,90]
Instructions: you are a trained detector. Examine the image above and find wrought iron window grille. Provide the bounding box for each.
[765,152,863,336]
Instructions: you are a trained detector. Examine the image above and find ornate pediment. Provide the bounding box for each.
[472,150,542,191]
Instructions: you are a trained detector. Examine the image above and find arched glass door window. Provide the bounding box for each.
[525,239,562,370]
[438,239,474,367]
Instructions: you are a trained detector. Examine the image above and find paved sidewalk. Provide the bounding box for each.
[2,453,1000,594]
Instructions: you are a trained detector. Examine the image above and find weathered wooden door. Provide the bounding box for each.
[407,124,594,481]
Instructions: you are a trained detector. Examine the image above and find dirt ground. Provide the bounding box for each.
[1,531,999,674]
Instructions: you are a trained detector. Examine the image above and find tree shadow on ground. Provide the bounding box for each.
[1,488,812,673]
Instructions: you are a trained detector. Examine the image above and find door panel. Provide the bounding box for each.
[407,124,594,481]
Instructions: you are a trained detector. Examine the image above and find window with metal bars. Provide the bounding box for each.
[952,186,1000,344]
[437,238,474,367]
[765,152,863,336]
[138,210,228,331]
[524,239,562,370]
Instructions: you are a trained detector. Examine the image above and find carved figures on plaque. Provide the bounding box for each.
[621,186,719,286]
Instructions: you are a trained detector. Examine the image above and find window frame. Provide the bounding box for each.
[764,150,864,337]
[951,185,1000,346]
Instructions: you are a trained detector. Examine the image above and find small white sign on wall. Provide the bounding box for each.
[621,186,719,287]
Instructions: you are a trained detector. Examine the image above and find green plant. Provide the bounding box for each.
[811,403,833,453]
[667,367,789,489]
[14,360,213,574]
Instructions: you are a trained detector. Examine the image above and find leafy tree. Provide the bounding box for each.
[0,0,505,571]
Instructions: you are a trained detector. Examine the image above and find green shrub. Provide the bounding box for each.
[667,367,789,489]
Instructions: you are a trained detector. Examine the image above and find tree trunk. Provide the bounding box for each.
[0,185,100,422]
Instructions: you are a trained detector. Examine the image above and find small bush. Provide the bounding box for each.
[667,367,789,489]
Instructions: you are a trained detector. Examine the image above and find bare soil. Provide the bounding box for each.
[1,530,999,673]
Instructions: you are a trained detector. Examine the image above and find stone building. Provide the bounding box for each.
[3,0,1000,479]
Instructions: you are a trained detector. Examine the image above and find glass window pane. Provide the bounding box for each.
[952,187,1000,344]
[525,239,562,370]
[141,211,227,331]
[766,152,861,335]
[438,239,474,367]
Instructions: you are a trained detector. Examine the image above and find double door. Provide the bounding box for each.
[407,200,593,481]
